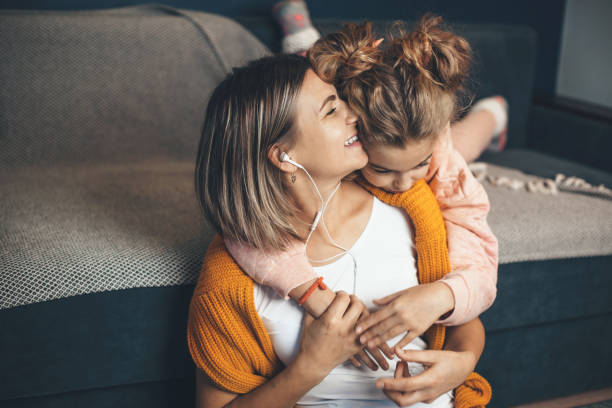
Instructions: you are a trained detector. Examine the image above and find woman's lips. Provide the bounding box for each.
[344,134,359,146]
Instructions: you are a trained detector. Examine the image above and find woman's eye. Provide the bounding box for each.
[416,160,431,168]
[326,107,337,116]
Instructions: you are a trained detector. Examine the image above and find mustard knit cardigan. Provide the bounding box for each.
[187,179,492,407]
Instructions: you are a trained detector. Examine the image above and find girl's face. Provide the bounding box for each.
[361,135,437,193]
[288,69,368,181]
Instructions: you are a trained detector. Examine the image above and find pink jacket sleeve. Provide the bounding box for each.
[426,124,499,326]
[223,238,316,299]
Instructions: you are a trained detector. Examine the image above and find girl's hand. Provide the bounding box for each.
[377,347,477,406]
[348,305,395,371]
[295,291,365,379]
[355,282,454,349]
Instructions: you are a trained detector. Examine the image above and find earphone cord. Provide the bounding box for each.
[299,171,358,293]
[304,179,341,251]
[289,156,358,293]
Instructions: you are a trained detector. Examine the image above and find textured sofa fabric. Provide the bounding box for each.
[0,5,268,310]
[1,5,612,408]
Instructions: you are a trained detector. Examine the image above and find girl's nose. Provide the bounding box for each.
[345,105,358,126]
[393,173,414,192]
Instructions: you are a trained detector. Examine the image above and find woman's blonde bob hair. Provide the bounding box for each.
[195,54,310,250]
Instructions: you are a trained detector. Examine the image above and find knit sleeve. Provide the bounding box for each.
[427,126,499,326]
[186,237,282,394]
[224,237,316,299]
[187,286,274,394]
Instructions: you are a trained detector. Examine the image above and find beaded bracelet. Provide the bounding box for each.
[298,277,327,305]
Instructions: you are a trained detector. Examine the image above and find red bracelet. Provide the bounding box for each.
[298,277,327,305]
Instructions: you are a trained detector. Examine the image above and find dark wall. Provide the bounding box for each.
[1,0,566,97]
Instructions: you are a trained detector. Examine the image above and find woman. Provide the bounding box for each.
[188,52,488,407]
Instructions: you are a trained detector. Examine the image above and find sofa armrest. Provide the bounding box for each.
[527,96,612,172]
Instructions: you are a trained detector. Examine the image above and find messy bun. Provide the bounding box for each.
[309,14,473,146]
[309,22,404,140]
[308,22,380,87]
[387,14,472,93]
[383,14,473,139]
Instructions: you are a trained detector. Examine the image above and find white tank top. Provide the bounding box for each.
[254,197,454,407]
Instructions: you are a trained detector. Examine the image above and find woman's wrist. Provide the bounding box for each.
[292,352,329,384]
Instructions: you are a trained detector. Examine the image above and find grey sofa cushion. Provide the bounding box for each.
[481,160,612,263]
[3,150,612,310]
[0,5,271,309]
[0,5,269,166]
[1,159,213,310]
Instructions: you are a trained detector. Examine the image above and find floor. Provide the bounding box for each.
[513,387,612,408]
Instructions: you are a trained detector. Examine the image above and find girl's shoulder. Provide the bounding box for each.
[193,235,253,298]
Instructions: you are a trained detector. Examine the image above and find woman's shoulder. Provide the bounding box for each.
[343,180,373,207]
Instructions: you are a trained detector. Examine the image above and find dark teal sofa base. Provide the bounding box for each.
[3,255,612,407]
[2,379,194,408]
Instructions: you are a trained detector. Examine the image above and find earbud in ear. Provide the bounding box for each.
[280,152,290,162]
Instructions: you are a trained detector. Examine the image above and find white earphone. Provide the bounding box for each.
[280,151,326,234]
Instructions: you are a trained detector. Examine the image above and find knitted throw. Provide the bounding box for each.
[187,179,491,406]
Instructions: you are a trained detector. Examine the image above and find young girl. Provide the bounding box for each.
[272,0,508,158]
[224,15,498,388]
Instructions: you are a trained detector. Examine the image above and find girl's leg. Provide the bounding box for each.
[451,96,508,163]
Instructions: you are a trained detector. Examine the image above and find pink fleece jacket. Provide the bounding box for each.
[224,125,499,326]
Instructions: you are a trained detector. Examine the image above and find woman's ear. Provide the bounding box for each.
[268,144,297,174]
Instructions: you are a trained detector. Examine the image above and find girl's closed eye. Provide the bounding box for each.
[326,106,337,116]
[371,166,390,174]
[416,159,431,168]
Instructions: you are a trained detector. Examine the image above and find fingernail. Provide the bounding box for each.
[368,340,375,348]
[360,335,366,344]
[356,326,362,334]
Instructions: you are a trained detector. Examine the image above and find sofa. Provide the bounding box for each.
[1,5,611,407]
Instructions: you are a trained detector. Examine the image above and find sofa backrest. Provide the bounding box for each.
[236,16,538,150]
[0,5,270,167]
[1,6,537,168]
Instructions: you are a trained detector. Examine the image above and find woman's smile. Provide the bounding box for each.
[344,133,360,147]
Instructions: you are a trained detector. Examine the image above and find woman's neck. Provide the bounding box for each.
[289,178,373,262]
[288,175,343,238]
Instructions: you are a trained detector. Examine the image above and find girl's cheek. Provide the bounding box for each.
[414,167,429,181]
[361,169,386,188]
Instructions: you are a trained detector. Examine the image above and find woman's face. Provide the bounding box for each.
[288,69,368,181]
[361,136,437,193]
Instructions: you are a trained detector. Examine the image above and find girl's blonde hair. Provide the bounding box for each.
[195,54,310,250]
[309,14,473,147]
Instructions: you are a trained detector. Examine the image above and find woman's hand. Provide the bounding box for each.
[295,291,366,379]
[355,282,455,349]
[377,347,477,406]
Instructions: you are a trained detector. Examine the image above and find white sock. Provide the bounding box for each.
[471,96,508,136]
[281,26,320,54]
